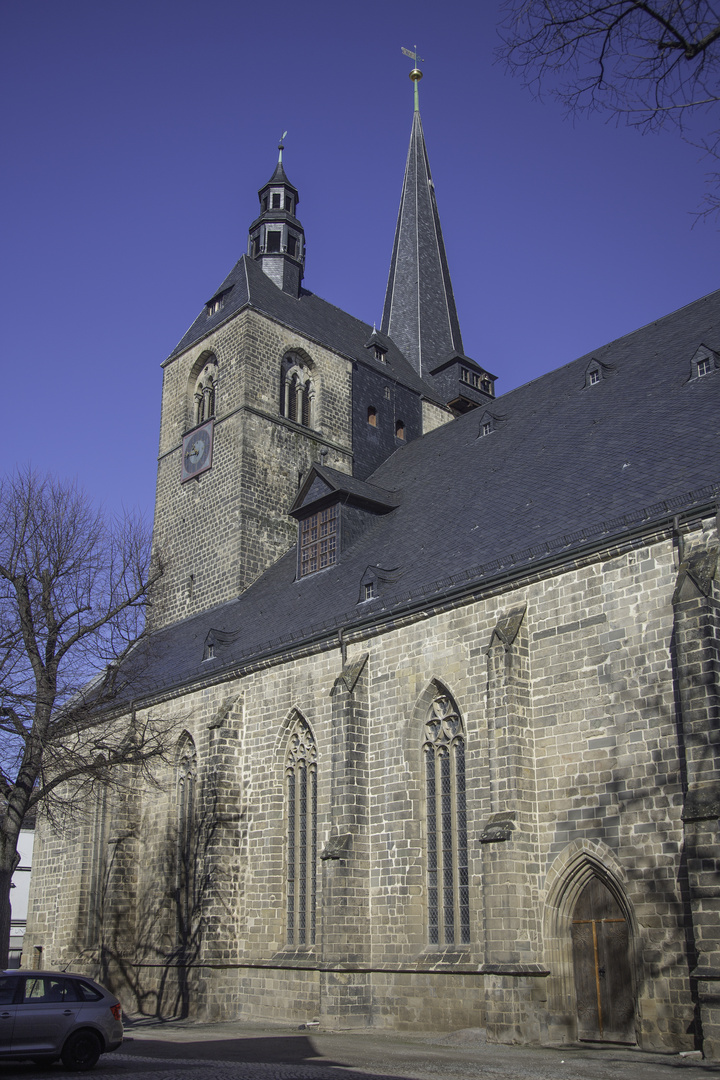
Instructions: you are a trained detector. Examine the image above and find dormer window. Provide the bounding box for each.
[300,506,338,577]
[363,582,376,601]
[689,347,717,381]
[207,297,223,317]
[374,346,387,363]
[589,369,600,385]
[482,422,492,437]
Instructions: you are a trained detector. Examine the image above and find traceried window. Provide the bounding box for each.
[423,691,469,946]
[285,716,318,946]
[193,359,218,426]
[280,353,314,428]
[176,733,197,945]
[299,505,338,577]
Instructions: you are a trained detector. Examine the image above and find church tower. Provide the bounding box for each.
[382,62,497,414]
[150,87,478,631]
[150,148,354,630]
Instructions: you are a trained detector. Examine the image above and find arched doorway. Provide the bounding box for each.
[571,876,635,1043]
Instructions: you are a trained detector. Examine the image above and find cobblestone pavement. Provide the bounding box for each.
[1,1022,720,1080]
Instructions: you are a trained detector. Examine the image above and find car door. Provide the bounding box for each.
[11,976,79,1055]
[0,975,20,1052]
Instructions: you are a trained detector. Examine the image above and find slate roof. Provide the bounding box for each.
[381,110,464,380]
[166,255,443,403]
[126,287,720,703]
[290,465,399,516]
[262,158,297,193]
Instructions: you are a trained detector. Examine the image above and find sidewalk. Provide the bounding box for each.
[119,1018,720,1080]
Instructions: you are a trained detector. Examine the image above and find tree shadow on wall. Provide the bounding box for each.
[97,782,227,1020]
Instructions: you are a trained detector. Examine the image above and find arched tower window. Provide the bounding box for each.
[280,353,314,429]
[176,732,197,946]
[423,689,469,946]
[193,358,218,426]
[285,715,318,947]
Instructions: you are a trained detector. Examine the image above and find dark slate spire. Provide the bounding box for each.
[248,136,305,297]
[381,78,463,379]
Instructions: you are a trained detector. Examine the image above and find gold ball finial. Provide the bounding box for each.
[410,67,423,82]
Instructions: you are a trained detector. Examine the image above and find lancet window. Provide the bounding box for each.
[423,690,469,946]
[193,358,218,426]
[280,354,313,428]
[285,716,318,947]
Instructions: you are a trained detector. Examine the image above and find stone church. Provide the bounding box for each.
[26,70,720,1056]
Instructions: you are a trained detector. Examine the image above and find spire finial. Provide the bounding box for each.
[278,130,288,164]
[401,46,424,111]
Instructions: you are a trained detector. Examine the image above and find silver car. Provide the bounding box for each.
[0,969,123,1070]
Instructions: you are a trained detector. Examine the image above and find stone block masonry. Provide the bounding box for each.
[151,309,353,630]
[24,518,719,1054]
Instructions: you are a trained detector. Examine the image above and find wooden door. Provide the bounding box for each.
[571,877,635,1043]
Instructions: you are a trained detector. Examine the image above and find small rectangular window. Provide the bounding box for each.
[272,193,282,209]
[698,358,711,376]
[363,582,375,601]
[285,198,293,214]
[589,369,600,385]
[266,231,281,253]
[287,234,297,257]
[482,422,492,437]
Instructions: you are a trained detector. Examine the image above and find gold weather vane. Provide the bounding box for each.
[401,46,424,111]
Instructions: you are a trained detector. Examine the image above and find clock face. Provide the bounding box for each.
[181,420,214,482]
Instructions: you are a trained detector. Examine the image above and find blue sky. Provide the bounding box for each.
[2,0,718,522]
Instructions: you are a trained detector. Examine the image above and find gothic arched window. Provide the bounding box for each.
[285,716,318,946]
[176,732,197,945]
[193,359,218,426]
[423,690,469,946]
[280,354,314,429]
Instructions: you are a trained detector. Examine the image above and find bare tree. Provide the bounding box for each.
[0,469,167,967]
[498,1,720,216]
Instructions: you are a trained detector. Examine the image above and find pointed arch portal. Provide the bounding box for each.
[571,876,635,1043]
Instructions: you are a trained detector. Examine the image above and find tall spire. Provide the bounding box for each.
[381,63,464,380]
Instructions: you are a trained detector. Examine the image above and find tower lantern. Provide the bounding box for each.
[248,134,305,297]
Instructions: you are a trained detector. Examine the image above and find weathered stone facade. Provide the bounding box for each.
[152,309,354,628]
[22,105,720,1058]
[26,518,720,1052]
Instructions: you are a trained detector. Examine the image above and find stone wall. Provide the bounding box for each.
[25,518,718,1052]
[152,309,353,629]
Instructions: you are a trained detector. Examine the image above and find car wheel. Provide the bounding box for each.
[61,1030,102,1071]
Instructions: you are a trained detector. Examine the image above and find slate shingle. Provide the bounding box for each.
[128,287,720,701]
